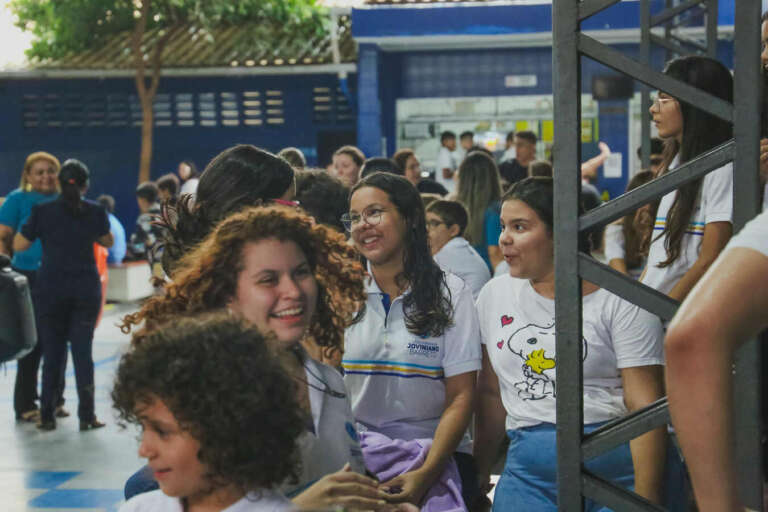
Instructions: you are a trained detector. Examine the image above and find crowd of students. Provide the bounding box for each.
[1,49,767,511]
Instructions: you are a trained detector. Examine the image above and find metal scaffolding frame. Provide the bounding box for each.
[552,1,763,510]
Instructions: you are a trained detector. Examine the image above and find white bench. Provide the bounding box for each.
[106,260,154,302]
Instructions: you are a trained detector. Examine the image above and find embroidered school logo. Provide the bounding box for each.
[500,315,514,327]
[505,321,588,401]
[407,340,440,358]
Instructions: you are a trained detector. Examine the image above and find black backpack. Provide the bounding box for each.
[0,254,37,362]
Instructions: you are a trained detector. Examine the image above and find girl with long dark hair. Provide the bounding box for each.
[455,151,503,271]
[342,172,481,509]
[14,159,113,431]
[160,144,295,277]
[642,56,734,300]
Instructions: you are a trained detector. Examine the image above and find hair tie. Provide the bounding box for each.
[68,178,76,185]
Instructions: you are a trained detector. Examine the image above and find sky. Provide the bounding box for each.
[0,1,32,70]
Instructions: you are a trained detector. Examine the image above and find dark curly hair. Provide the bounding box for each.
[160,145,295,276]
[121,205,366,352]
[654,56,733,268]
[351,172,453,337]
[112,313,305,494]
[295,169,349,232]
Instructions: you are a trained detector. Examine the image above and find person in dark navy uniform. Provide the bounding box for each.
[14,159,113,431]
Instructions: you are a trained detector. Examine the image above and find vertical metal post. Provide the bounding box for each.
[732,1,763,509]
[706,0,719,58]
[665,0,674,60]
[640,0,652,169]
[552,1,584,510]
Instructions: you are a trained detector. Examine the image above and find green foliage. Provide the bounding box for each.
[9,0,329,62]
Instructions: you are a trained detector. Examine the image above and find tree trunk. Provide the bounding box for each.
[138,96,155,184]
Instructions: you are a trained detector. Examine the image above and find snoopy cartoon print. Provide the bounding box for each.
[506,321,588,401]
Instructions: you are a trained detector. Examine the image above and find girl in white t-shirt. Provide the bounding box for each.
[474,177,669,511]
[343,172,482,509]
[116,315,302,512]
[642,56,734,300]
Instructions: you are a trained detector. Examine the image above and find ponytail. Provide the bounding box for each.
[57,159,90,214]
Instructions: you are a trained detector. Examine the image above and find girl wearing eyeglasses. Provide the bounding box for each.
[642,56,734,301]
[342,172,482,510]
[121,205,411,511]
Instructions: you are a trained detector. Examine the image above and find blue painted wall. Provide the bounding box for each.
[366,41,734,197]
[0,74,356,230]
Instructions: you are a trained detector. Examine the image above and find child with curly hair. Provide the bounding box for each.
[115,314,305,511]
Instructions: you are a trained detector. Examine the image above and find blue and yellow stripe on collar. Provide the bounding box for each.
[342,360,444,380]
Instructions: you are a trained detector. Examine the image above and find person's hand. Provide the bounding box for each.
[477,471,493,495]
[598,141,611,156]
[759,138,768,185]
[379,468,433,506]
[292,463,393,511]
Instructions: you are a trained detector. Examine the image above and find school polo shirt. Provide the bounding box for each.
[434,237,491,300]
[342,271,482,453]
[642,157,732,295]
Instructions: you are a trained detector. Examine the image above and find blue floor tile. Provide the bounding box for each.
[29,489,124,508]
[25,471,80,490]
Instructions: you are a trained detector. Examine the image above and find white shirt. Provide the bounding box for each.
[642,157,733,295]
[604,223,644,280]
[120,489,295,512]
[288,357,367,496]
[434,237,491,300]
[500,147,516,163]
[342,270,482,452]
[435,147,457,193]
[180,178,199,198]
[726,209,768,258]
[476,275,664,431]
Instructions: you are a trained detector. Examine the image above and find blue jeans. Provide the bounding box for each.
[492,423,684,511]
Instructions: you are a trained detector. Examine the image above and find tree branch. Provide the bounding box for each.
[132,0,151,100]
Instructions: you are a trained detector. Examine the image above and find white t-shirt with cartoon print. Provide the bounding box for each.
[120,489,295,511]
[476,275,664,431]
[641,157,733,295]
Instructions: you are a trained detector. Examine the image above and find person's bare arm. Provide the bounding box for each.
[667,221,732,302]
[666,247,768,512]
[0,224,13,257]
[13,232,32,253]
[608,258,628,275]
[621,365,666,505]
[473,347,507,492]
[581,141,611,182]
[380,371,476,505]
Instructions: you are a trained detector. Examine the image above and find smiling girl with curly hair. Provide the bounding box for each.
[120,205,404,511]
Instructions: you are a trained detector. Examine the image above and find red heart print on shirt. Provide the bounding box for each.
[501,315,514,327]
[496,340,504,349]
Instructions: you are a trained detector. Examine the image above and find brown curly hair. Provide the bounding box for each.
[112,313,306,493]
[121,205,366,352]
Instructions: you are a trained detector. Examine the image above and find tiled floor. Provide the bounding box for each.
[1,302,143,512]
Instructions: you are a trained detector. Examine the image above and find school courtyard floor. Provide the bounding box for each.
[0,301,141,512]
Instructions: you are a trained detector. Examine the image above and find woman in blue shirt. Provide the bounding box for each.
[0,151,61,422]
[14,159,113,431]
